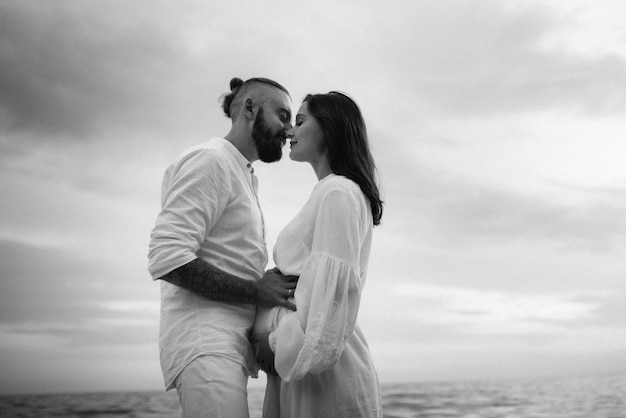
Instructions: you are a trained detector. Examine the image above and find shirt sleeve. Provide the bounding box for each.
[147,149,231,279]
[270,187,365,381]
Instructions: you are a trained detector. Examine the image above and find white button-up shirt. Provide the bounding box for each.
[148,137,267,389]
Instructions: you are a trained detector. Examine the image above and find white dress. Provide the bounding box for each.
[252,174,382,418]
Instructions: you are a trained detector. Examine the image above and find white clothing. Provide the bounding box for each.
[174,355,250,418]
[252,174,382,418]
[148,137,267,390]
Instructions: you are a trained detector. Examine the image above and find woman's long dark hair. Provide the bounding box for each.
[304,92,383,226]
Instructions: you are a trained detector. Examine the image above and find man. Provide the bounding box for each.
[148,77,297,417]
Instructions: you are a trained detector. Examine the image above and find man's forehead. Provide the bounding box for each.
[264,88,291,106]
[263,90,292,113]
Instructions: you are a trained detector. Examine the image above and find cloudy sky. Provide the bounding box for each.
[1,0,625,395]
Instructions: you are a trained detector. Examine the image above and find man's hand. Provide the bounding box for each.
[256,267,298,310]
[252,332,277,376]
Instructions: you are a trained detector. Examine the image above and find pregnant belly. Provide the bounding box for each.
[252,302,293,338]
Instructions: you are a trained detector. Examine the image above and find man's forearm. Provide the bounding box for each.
[158,258,257,304]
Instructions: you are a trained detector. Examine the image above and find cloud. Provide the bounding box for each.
[393,283,597,328]
[361,280,626,373]
[351,0,626,118]
[0,238,154,322]
[0,327,162,394]
[431,180,626,252]
[0,0,213,139]
[0,236,158,362]
[2,0,623,147]
[375,146,626,255]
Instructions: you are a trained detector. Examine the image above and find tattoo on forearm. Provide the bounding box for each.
[160,259,257,304]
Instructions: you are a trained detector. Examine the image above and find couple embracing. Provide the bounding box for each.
[148,77,383,418]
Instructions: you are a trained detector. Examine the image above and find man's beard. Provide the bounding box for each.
[252,107,285,163]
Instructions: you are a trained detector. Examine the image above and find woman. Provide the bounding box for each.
[252,91,384,417]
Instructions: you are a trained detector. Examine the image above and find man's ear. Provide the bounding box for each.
[243,98,256,120]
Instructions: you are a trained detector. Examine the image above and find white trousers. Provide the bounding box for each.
[174,355,250,418]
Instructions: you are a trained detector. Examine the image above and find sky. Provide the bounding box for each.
[1,0,625,395]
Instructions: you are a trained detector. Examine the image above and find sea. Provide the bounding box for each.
[0,373,624,418]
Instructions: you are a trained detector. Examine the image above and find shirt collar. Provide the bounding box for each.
[216,137,255,174]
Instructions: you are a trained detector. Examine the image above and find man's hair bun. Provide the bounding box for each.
[221,78,244,118]
[230,77,244,91]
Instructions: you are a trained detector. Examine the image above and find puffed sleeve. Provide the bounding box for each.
[148,149,231,279]
[270,188,365,381]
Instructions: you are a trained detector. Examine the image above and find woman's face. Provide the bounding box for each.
[288,101,326,165]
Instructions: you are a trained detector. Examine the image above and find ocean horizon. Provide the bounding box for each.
[1,372,624,418]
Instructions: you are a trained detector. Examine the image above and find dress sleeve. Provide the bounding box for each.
[148,150,231,279]
[270,188,365,381]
